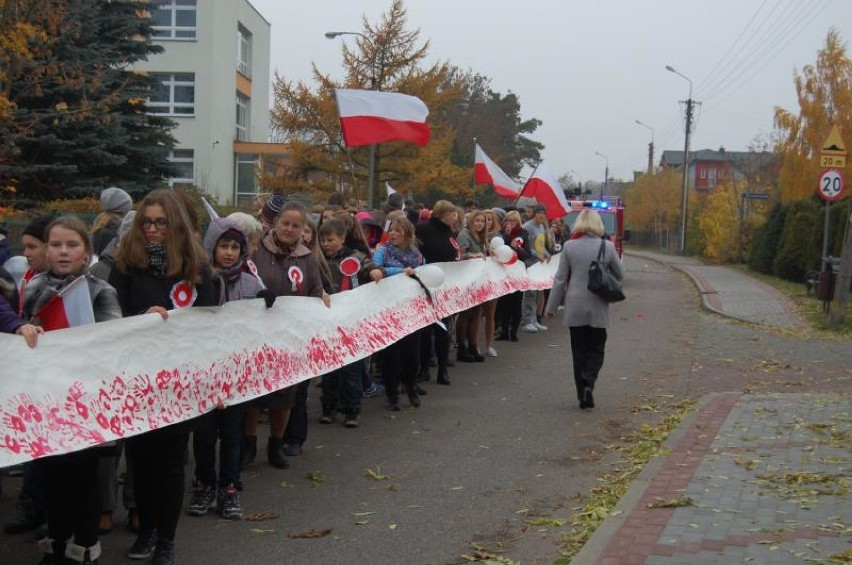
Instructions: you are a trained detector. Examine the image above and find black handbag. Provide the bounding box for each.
[587,239,625,303]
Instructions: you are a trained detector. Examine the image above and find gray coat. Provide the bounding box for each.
[544,235,623,328]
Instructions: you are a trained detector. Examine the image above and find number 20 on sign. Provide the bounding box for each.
[817,168,845,202]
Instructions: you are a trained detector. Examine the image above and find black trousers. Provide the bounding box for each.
[497,291,523,335]
[568,326,608,401]
[284,379,310,447]
[193,406,244,489]
[420,318,450,370]
[39,448,101,548]
[126,428,189,541]
[382,329,422,401]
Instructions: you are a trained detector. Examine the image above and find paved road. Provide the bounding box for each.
[0,254,699,565]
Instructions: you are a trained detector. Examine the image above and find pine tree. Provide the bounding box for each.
[0,0,177,205]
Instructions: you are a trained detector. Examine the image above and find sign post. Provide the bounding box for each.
[817,126,847,308]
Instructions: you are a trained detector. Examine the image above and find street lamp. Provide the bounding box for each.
[666,64,694,255]
[594,151,609,199]
[634,120,655,175]
[326,30,379,209]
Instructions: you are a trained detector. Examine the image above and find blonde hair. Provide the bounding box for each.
[389,216,416,250]
[503,210,523,227]
[570,209,605,237]
[467,210,488,246]
[431,200,456,220]
[227,212,263,244]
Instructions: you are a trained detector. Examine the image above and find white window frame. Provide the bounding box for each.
[148,73,195,117]
[709,168,717,188]
[236,92,250,141]
[151,0,197,41]
[167,148,195,186]
[700,168,706,179]
[237,24,252,78]
[234,153,260,204]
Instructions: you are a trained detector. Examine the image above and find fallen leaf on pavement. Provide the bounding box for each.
[242,512,280,521]
[287,528,332,538]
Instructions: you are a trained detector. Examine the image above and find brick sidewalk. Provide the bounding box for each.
[573,393,852,564]
[627,251,805,330]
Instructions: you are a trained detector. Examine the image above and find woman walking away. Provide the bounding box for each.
[110,189,216,565]
[23,216,122,565]
[544,209,623,410]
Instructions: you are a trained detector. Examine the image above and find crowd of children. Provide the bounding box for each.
[0,187,566,565]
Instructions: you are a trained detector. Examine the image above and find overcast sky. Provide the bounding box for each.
[249,0,851,185]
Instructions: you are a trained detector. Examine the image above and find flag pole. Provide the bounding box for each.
[471,137,477,202]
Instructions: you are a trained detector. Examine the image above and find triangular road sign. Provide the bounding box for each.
[821,125,847,155]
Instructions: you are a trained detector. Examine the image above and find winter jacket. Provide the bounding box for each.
[254,230,324,298]
[0,268,23,334]
[372,244,423,277]
[523,219,554,260]
[23,271,122,325]
[322,247,377,294]
[415,217,461,264]
[203,217,264,304]
[109,263,216,317]
[456,228,488,259]
[544,234,624,328]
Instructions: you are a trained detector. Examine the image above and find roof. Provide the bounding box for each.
[660,149,776,168]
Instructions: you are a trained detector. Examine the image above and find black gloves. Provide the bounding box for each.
[256,289,276,309]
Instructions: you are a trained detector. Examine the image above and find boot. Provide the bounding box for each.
[240,435,257,469]
[436,366,451,385]
[456,341,475,363]
[495,325,510,341]
[404,385,422,408]
[267,437,290,469]
[509,325,519,342]
[65,540,102,564]
[470,345,485,362]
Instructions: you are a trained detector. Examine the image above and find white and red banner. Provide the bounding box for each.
[521,164,571,220]
[335,89,430,148]
[0,257,557,466]
[474,143,521,199]
[35,276,95,332]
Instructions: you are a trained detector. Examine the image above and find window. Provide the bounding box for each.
[151,0,197,40]
[709,168,717,188]
[700,168,706,179]
[237,24,252,77]
[235,153,260,205]
[167,149,194,186]
[148,73,195,116]
[236,93,250,141]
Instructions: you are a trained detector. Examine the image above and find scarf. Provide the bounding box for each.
[382,243,422,269]
[214,260,244,287]
[145,243,168,276]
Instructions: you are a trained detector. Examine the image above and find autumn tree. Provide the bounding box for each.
[0,0,177,204]
[774,29,851,202]
[622,170,681,247]
[270,1,542,207]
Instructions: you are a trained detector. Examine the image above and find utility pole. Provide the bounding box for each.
[635,120,655,175]
[680,97,694,254]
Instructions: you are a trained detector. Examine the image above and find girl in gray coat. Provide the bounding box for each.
[545,209,623,409]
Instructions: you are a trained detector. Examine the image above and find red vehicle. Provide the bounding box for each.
[562,197,629,257]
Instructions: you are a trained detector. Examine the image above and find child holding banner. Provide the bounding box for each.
[109,189,216,565]
[22,216,122,565]
[317,218,383,427]
[243,201,329,470]
[371,215,425,411]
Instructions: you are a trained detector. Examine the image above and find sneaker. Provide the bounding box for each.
[405,386,421,408]
[414,384,428,396]
[363,383,384,397]
[151,537,174,565]
[319,411,334,424]
[486,347,498,357]
[127,529,157,560]
[217,485,243,520]
[187,483,216,516]
[521,323,538,333]
[344,414,360,428]
[534,322,548,331]
[283,442,302,457]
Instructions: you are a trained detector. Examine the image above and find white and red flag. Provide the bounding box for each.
[34,276,95,332]
[520,164,571,220]
[474,144,521,198]
[334,89,430,148]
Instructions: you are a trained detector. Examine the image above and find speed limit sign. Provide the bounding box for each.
[817,168,845,201]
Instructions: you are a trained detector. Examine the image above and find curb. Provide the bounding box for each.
[569,393,734,565]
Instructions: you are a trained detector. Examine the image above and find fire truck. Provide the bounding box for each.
[562,197,629,257]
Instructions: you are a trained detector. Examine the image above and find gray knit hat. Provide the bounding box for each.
[491,207,506,222]
[100,186,133,214]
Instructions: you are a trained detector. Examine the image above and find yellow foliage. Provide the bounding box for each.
[623,170,681,235]
[774,29,852,202]
[697,181,768,263]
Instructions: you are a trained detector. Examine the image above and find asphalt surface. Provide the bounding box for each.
[1,253,697,564]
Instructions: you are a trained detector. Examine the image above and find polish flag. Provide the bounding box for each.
[385,182,397,196]
[35,276,95,332]
[474,144,521,198]
[520,164,571,220]
[335,89,430,148]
